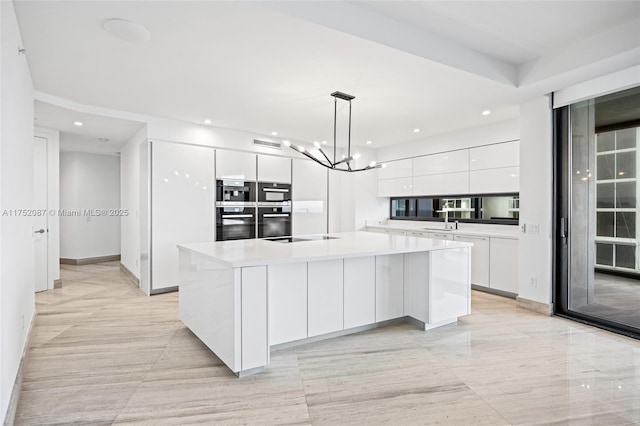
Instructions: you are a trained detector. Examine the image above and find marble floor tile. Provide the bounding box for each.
[15,262,640,425]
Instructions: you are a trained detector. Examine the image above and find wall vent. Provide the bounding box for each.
[253,139,282,150]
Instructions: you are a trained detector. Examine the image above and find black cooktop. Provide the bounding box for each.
[266,235,339,243]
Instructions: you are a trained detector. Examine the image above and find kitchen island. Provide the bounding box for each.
[177,231,472,376]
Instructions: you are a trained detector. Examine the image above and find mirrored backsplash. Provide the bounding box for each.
[391,194,519,225]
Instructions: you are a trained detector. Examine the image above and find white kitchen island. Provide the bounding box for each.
[177,231,472,376]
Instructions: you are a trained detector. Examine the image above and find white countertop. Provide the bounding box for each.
[177,231,472,267]
[365,220,520,239]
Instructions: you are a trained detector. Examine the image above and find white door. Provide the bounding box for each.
[33,136,48,292]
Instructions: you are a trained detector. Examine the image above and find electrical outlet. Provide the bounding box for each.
[529,277,538,288]
[528,224,539,234]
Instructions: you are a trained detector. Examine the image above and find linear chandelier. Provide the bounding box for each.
[284,91,386,172]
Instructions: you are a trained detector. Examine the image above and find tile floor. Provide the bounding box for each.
[14,261,640,425]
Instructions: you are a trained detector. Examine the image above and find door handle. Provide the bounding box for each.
[34,228,45,234]
[222,214,254,218]
[263,214,289,218]
[560,217,568,243]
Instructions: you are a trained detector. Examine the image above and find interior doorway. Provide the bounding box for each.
[555,86,640,337]
[34,135,49,292]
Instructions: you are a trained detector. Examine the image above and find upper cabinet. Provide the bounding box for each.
[257,155,292,183]
[469,141,519,170]
[292,159,327,235]
[216,150,257,180]
[413,149,469,176]
[378,159,412,180]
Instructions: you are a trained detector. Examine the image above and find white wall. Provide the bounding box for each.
[59,151,121,260]
[120,125,147,278]
[34,127,60,289]
[376,119,520,162]
[0,1,35,422]
[518,96,553,306]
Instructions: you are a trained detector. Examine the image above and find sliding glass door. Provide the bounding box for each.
[555,86,640,337]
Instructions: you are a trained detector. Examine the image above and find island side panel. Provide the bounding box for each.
[178,250,241,372]
[403,252,430,324]
[428,247,471,327]
[241,266,268,370]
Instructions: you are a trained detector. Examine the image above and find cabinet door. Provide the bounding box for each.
[151,142,215,292]
[257,155,292,183]
[385,229,407,236]
[344,257,376,329]
[406,230,428,238]
[268,263,307,345]
[412,172,469,196]
[308,259,344,337]
[375,254,404,321]
[469,167,519,194]
[454,235,490,287]
[377,158,412,180]
[489,237,519,293]
[469,141,519,170]
[427,232,454,241]
[378,177,413,197]
[216,150,256,180]
[292,159,327,235]
[413,149,469,176]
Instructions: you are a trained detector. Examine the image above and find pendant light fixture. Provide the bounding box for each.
[284,91,385,172]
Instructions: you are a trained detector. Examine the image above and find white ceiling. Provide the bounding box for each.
[14,1,640,151]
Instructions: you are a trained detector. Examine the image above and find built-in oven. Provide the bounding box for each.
[216,179,256,203]
[258,182,291,203]
[216,204,256,241]
[258,204,292,238]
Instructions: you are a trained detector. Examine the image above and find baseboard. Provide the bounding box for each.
[53,278,62,289]
[516,296,553,316]
[471,284,517,299]
[60,255,121,265]
[3,310,36,426]
[119,262,140,286]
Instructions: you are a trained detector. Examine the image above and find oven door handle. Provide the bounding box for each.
[262,188,289,193]
[262,214,290,218]
[222,214,254,218]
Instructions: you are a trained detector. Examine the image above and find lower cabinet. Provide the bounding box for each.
[375,254,404,321]
[454,235,490,287]
[344,257,376,329]
[308,259,344,337]
[268,263,308,345]
[489,237,519,293]
[427,232,455,241]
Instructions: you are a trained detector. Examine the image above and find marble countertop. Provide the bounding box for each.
[365,220,520,239]
[177,231,472,267]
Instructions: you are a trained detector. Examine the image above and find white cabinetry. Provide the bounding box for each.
[344,257,376,329]
[216,150,256,180]
[378,177,413,197]
[469,141,519,170]
[241,266,268,370]
[308,259,344,337]
[427,232,454,241]
[470,167,519,194]
[454,235,490,287]
[292,159,327,235]
[147,141,215,293]
[413,149,469,175]
[257,155,291,183]
[268,263,307,345]
[375,254,404,321]
[413,172,469,196]
[489,237,519,293]
[406,230,429,238]
[378,158,412,179]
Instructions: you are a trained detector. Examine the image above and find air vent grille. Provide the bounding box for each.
[253,139,282,150]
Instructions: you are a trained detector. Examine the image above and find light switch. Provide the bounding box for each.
[528,224,539,234]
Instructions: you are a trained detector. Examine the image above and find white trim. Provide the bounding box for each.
[553,66,640,108]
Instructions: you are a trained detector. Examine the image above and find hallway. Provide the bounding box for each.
[15,262,640,425]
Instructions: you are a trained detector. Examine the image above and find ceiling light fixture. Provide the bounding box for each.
[103,19,151,43]
[284,91,385,172]
[482,110,491,116]
[366,140,372,145]
[271,131,278,136]
[204,119,212,124]
[413,128,420,133]
[73,121,83,127]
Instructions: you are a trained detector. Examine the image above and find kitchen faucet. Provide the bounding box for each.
[436,201,453,229]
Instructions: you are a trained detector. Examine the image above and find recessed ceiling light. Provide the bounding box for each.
[103,19,151,43]
[482,110,491,116]
[366,140,372,145]
[413,128,420,133]
[204,119,212,125]
[321,141,327,145]
[73,121,83,127]
[271,131,278,136]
